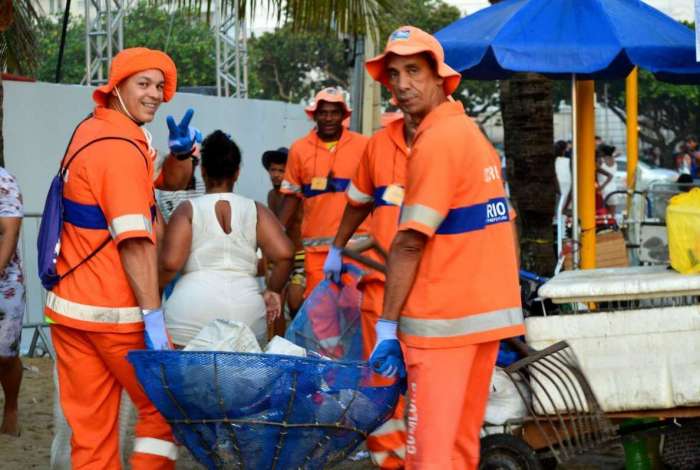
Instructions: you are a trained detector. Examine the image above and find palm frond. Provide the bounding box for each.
[0,0,40,74]
[146,0,393,37]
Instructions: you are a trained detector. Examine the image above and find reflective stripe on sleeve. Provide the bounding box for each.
[399,307,523,339]
[347,182,374,205]
[46,291,142,324]
[109,214,152,238]
[303,234,369,248]
[133,437,178,461]
[281,180,301,193]
[400,204,445,230]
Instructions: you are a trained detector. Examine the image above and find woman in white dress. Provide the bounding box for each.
[160,130,293,346]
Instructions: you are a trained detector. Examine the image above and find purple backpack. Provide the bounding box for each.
[37,117,147,290]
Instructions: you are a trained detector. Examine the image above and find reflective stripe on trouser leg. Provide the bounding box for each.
[133,437,178,460]
[361,281,406,469]
[75,328,176,470]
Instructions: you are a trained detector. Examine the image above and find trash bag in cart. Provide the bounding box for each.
[285,265,363,360]
[127,350,401,470]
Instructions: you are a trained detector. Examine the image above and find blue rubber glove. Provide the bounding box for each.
[143,308,172,350]
[369,319,406,378]
[166,108,200,156]
[323,245,343,283]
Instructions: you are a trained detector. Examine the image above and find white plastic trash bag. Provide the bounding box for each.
[264,336,307,357]
[483,368,529,433]
[184,319,262,353]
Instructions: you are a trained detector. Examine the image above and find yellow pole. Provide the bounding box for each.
[626,67,639,192]
[576,80,596,270]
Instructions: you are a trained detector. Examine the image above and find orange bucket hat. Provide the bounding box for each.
[366,25,461,96]
[304,87,352,120]
[92,47,177,106]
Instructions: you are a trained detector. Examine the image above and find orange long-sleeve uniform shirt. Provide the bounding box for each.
[346,118,408,283]
[281,128,371,295]
[346,118,409,469]
[281,128,371,251]
[397,100,525,349]
[45,106,176,470]
[45,107,159,332]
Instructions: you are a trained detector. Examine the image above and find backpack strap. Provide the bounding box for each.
[58,131,150,283]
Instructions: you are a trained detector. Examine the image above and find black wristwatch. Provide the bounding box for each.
[172,150,194,161]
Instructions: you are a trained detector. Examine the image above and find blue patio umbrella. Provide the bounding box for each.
[434,0,700,267]
[435,0,700,84]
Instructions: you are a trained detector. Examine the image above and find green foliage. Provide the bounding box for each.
[1,0,39,74]
[598,71,700,164]
[36,15,85,84]
[37,2,216,86]
[247,25,350,101]
[376,0,460,38]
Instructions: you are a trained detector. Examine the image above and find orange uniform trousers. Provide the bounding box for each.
[51,324,176,470]
[303,251,325,298]
[361,281,407,470]
[404,341,499,470]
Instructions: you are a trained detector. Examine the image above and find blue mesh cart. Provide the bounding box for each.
[128,350,401,469]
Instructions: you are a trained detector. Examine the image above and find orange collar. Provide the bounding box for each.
[93,106,149,145]
[386,118,409,155]
[306,127,355,151]
[414,100,465,142]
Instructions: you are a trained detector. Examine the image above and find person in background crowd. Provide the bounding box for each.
[597,144,616,212]
[277,87,370,298]
[675,136,699,176]
[0,168,24,437]
[262,147,305,319]
[160,131,293,347]
[156,144,205,222]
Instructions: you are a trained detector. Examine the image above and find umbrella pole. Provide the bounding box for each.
[626,67,639,210]
[571,75,579,268]
[577,80,597,270]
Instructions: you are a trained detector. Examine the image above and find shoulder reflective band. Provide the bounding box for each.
[436,197,510,235]
[109,214,153,238]
[63,197,108,230]
[302,178,350,198]
[373,186,400,207]
[281,180,301,193]
[400,204,444,230]
[347,182,374,205]
[399,307,523,339]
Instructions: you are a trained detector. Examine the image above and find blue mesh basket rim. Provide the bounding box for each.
[127,349,369,369]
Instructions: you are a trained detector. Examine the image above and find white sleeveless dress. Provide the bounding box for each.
[164,193,267,345]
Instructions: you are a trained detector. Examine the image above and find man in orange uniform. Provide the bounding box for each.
[366,27,525,470]
[323,112,414,467]
[45,48,198,469]
[278,87,370,297]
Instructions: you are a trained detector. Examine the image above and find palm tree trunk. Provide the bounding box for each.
[0,72,4,167]
[501,73,556,275]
